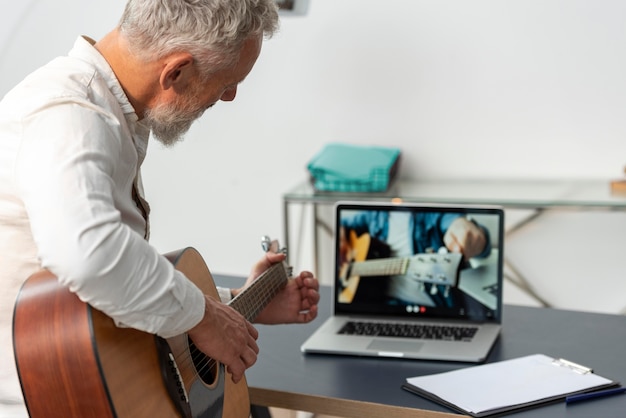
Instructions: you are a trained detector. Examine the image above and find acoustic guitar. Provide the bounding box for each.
[339,231,462,303]
[12,247,289,417]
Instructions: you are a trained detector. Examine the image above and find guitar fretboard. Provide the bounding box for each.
[348,253,462,285]
[350,257,410,277]
[228,262,288,321]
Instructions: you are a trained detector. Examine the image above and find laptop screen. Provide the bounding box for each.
[334,202,504,323]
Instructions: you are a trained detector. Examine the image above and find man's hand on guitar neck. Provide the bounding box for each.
[187,295,259,384]
[235,250,320,325]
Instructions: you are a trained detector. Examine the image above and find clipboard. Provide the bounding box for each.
[402,354,619,417]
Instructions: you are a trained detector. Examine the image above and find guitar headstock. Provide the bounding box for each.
[261,235,293,278]
[405,252,463,287]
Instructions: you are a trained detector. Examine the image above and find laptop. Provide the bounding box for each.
[301,201,505,362]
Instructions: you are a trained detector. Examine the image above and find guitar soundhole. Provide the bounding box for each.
[188,336,218,385]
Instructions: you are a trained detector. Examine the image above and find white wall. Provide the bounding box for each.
[2,1,626,313]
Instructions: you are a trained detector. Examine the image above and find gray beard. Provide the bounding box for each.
[147,116,195,147]
[144,98,208,147]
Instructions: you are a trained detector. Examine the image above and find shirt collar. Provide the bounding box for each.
[69,36,151,158]
[69,36,138,120]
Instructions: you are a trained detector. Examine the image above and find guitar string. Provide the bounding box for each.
[350,255,458,278]
[352,257,408,276]
[184,279,285,381]
[171,265,288,385]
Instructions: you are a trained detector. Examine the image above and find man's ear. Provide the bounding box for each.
[160,53,195,90]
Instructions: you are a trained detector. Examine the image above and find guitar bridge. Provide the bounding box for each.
[155,336,192,418]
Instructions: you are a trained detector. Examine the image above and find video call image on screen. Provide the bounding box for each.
[335,207,502,321]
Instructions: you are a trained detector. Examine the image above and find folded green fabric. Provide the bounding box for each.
[307,143,401,192]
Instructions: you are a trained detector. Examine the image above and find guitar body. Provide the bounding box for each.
[13,248,250,418]
[339,231,394,303]
[338,231,372,303]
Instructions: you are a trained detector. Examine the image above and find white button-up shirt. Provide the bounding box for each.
[0,36,227,413]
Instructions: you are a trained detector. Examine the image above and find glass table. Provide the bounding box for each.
[282,178,626,306]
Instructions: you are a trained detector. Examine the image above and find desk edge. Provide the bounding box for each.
[249,387,459,418]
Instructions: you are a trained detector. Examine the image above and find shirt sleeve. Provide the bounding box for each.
[15,101,206,338]
[217,287,233,303]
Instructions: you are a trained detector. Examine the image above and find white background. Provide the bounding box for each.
[2,0,626,313]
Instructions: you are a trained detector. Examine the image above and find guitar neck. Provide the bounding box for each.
[228,262,288,321]
[350,257,409,277]
[348,252,463,286]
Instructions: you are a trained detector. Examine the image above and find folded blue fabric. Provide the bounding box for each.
[307,143,401,192]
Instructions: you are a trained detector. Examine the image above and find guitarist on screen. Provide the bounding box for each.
[0,1,319,417]
[338,210,491,308]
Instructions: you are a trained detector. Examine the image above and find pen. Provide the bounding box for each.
[566,387,626,405]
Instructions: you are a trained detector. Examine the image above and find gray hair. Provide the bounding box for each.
[118,0,279,74]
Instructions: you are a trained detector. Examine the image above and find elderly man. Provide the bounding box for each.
[0,1,319,416]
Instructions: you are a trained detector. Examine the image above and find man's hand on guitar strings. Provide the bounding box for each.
[187,295,259,384]
[254,270,320,325]
[236,251,320,325]
[242,250,287,289]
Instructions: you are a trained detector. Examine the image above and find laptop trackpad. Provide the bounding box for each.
[367,339,424,353]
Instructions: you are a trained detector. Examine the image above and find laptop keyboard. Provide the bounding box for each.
[338,321,478,342]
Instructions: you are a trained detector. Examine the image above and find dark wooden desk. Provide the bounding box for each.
[213,276,626,418]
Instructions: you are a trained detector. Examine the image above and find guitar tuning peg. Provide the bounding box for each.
[261,235,292,276]
[261,235,272,253]
[430,284,439,296]
[261,236,282,254]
